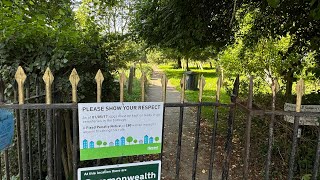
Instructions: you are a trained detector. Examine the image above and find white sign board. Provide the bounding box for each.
[284,103,320,126]
[78,102,164,160]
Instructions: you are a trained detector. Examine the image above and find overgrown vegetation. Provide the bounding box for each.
[1,0,320,179]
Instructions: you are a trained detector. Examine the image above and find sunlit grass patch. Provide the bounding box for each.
[159,63,231,124]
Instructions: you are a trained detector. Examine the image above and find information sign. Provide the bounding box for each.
[78,161,161,180]
[79,102,164,160]
[284,103,320,126]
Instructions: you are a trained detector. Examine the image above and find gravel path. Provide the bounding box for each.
[146,67,221,180]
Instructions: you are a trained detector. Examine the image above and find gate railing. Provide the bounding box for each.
[1,66,320,180]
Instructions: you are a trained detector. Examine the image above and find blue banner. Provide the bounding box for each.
[0,109,14,151]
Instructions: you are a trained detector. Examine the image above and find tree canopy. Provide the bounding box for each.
[131,0,236,58]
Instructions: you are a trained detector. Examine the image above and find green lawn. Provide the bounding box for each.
[158,64,231,123]
[80,143,161,161]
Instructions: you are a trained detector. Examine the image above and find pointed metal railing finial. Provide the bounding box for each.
[95,70,104,103]
[69,68,80,103]
[15,66,27,104]
[43,67,54,104]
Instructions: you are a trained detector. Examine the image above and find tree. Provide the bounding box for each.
[97,140,102,147]
[131,0,236,69]
[133,139,138,144]
[239,0,320,96]
[103,142,107,146]
[0,0,121,102]
[155,137,160,142]
[126,136,133,144]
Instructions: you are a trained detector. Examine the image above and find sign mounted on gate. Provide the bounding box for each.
[78,161,161,180]
[0,109,14,152]
[78,102,164,161]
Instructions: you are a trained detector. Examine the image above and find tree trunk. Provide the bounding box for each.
[285,72,294,101]
[177,57,182,69]
[199,62,203,70]
[186,58,190,71]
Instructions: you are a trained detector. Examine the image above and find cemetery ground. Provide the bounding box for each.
[146,65,245,179]
[150,64,320,179]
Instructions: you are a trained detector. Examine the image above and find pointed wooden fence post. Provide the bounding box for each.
[15,66,29,180]
[192,75,206,180]
[43,67,54,180]
[288,79,304,180]
[69,68,80,180]
[161,74,168,103]
[119,71,126,102]
[140,72,146,102]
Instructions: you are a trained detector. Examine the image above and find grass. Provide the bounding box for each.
[159,63,320,179]
[80,143,161,160]
[158,63,231,123]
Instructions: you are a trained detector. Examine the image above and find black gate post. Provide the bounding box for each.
[222,75,239,180]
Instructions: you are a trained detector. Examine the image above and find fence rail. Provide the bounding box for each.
[1,66,320,180]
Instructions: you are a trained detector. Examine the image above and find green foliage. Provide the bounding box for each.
[301,174,311,180]
[241,0,320,79]
[131,0,235,58]
[0,0,123,102]
[96,140,102,146]
[266,0,280,8]
[126,136,133,144]
[155,137,160,142]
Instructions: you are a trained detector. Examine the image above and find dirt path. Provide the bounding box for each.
[146,66,221,180]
